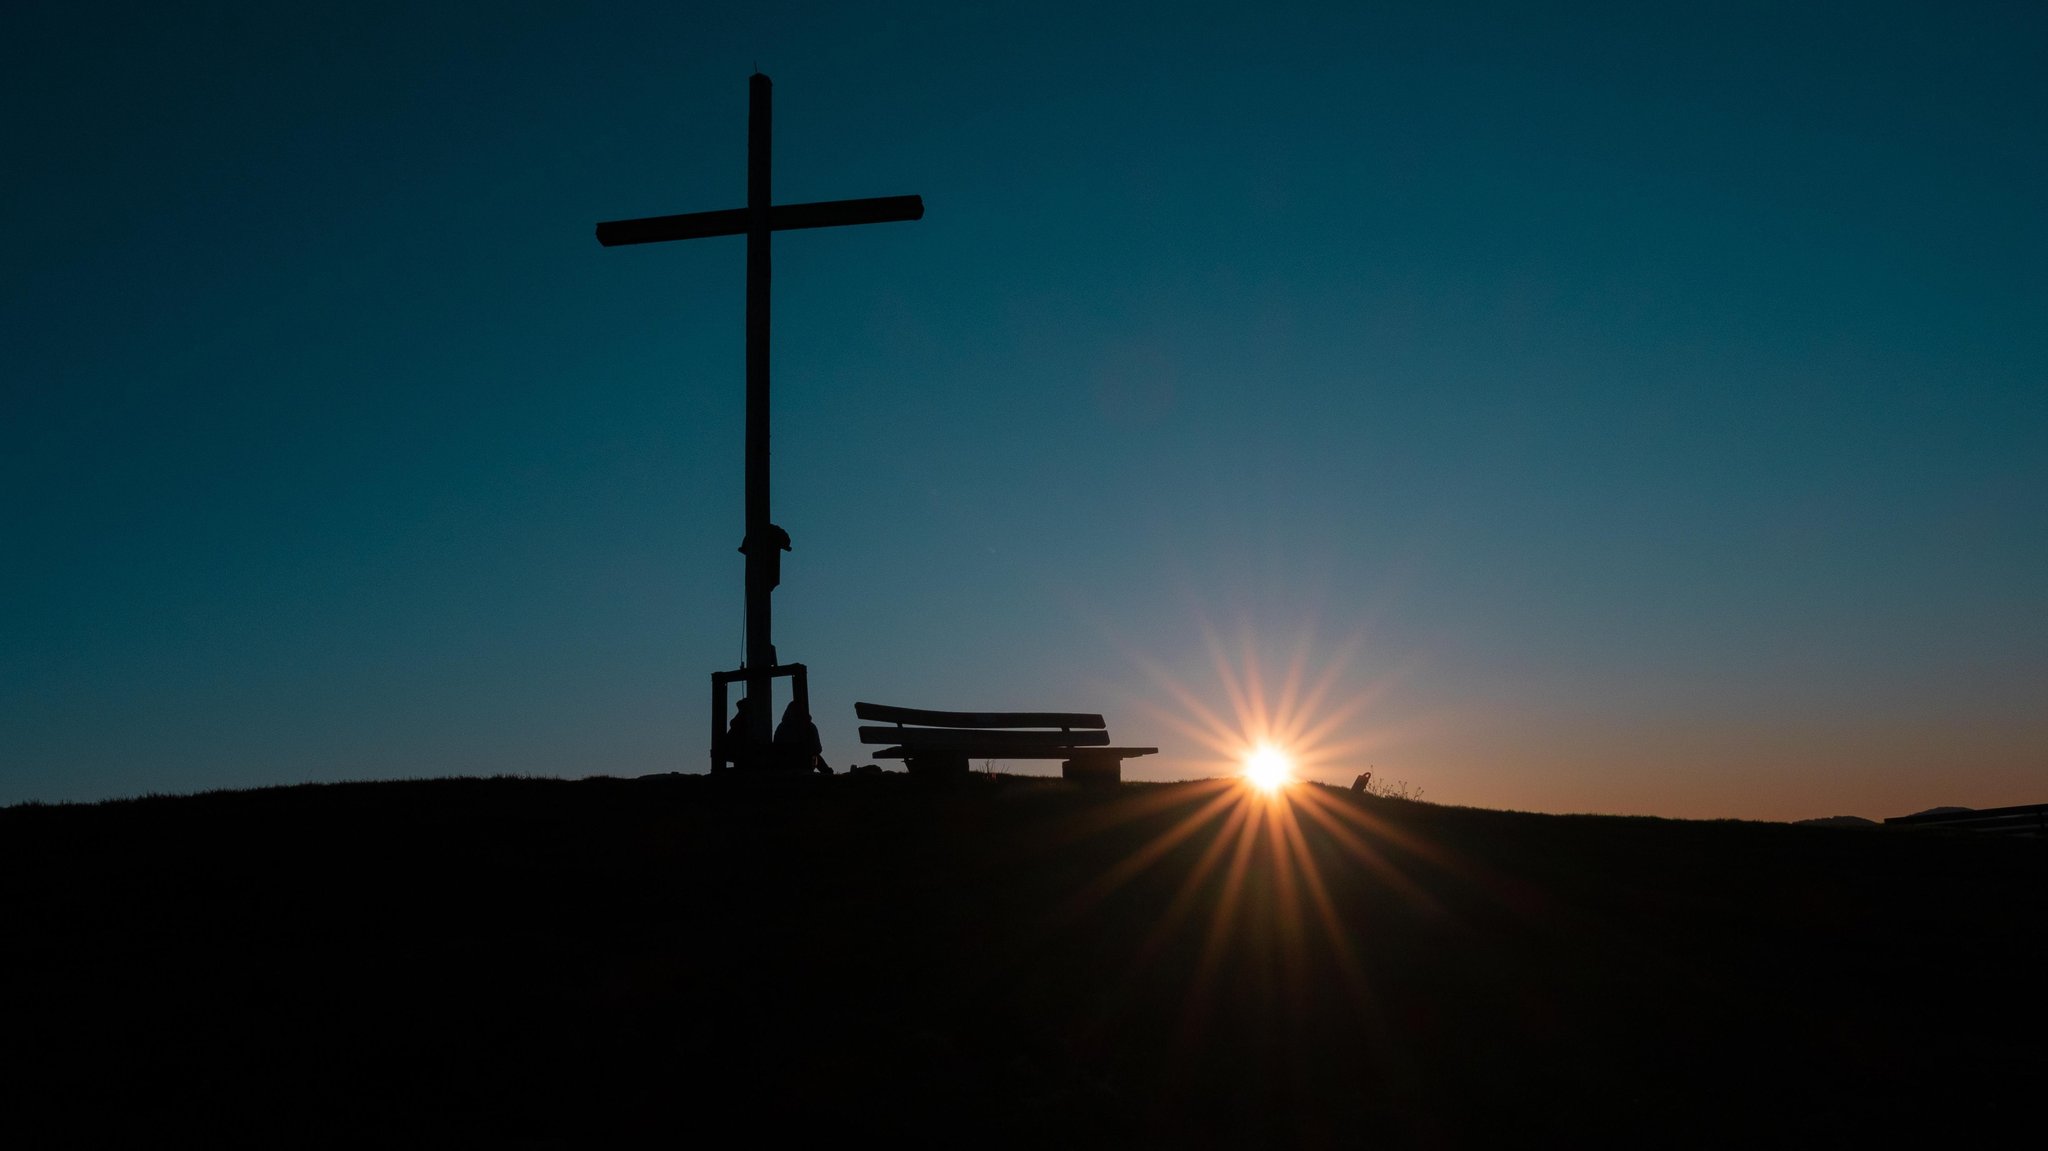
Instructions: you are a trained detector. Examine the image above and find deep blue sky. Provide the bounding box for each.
[5,1,2043,818]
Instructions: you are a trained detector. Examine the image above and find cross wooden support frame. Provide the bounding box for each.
[595,73,922,768]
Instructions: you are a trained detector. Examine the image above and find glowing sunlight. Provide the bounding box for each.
[1244,744,1295,792]
[1128,618,1406,787]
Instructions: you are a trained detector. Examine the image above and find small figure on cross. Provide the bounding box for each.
[739,524,792,590]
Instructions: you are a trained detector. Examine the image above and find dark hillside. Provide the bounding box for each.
[4,775,2041,1145]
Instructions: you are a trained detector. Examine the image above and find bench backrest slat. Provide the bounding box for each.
[858,726,1112,751]
[854,701,1105,730]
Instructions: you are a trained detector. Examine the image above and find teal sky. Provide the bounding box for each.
[5,1,2044,819]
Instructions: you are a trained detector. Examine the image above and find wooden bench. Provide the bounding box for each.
[855,702,1157,784]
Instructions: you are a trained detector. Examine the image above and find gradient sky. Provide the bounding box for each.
[5,1,2044,819]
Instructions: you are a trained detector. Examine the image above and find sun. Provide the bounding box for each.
[1243,744,1295,792]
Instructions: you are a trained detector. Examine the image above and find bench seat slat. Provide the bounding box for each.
[858,726,1111,750]
[855,701,1105,730]
[871,746,1158,761]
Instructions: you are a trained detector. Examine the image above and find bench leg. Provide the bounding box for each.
[905,754,970,778]
[1062,756,1121,785]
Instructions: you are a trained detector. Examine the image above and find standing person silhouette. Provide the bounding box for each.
[773,701,831,774]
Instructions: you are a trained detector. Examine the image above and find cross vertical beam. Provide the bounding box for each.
[594,73,922,771]
[743,73,774,752]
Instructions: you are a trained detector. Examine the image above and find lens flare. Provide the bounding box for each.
[1028,618,1472,1082]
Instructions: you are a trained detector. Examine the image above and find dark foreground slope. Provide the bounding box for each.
[4,775,2041,1146]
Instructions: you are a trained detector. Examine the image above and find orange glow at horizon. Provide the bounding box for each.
[1107,613,2037,822]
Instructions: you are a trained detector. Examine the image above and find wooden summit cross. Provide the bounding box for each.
[596,73,923,767]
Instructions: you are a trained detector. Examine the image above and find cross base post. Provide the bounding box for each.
[710,662,809,772]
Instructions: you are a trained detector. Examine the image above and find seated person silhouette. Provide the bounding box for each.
[720,696,757,771]
[773,701,832,774]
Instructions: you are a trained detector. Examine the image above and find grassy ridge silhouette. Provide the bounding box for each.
[4,774,2042,1144]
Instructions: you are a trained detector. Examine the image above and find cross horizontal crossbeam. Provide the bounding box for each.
[595,194,924,247]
